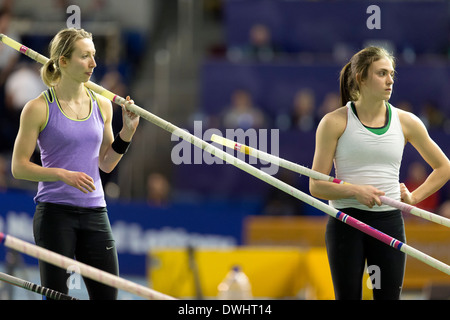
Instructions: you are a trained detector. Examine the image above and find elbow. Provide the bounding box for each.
[11,161,22,180]
[99,162,115,174]
[98,152,120,174]
[98,157,113,174]
[437,160,450,182]
[446,161,450,180]
[309,178,334,200]
[99,165,114,174]
[309,178,321,198]
[11,168,19,180]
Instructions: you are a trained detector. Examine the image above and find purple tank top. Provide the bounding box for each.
[35,86,106,208]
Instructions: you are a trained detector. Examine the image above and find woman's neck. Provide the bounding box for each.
[354,97,387,127]
[54,78,86,102]
[53,77,91,120]
[354,96,385,116]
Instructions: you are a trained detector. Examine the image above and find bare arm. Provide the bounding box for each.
[97,95,140,173]
[309,107,385,208]
[399,110,450,205]
[11,95,95,193]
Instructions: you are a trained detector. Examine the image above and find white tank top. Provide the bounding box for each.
[330,101,405,211]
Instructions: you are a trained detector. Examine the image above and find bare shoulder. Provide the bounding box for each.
[15,94,48,130]
[317,106,348,135]
[397,108,427,141]
[23,93,47,111]
[323,106,347,122]
[21,94,47,124]
[397,107,422,126]
[95,92,113,120]
[96,93,112,106]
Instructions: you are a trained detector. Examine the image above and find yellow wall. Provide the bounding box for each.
[148,215,449,299]
[244,215,450,290]
[148,246,373,299]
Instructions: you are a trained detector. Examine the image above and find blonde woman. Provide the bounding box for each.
[11,28,139,299]
[310,47,450,299]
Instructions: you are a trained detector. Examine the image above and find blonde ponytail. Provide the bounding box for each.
[41,58,61,88]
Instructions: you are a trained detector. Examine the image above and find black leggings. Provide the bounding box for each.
[33,202,119,300]
[325,208,406,300]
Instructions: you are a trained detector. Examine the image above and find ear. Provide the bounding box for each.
[356,72,362,85]
[355,72,366,89]
[58,56,68,67]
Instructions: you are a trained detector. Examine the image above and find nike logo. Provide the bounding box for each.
[106,246,114,250]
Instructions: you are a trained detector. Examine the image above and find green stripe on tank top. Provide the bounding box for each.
[351,102,391,135]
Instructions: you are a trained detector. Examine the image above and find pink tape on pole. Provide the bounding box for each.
[336,211,403,250]
[19,45,28,54]
[380,196,412,214]
[0,232,5,245]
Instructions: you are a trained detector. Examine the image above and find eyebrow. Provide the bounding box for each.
[377,68,395,73]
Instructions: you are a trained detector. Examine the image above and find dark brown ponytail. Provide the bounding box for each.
[339,62,353,107]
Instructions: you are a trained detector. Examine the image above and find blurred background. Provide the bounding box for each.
[0,0,449,300]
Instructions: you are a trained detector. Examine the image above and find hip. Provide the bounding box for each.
[34,202,113,237]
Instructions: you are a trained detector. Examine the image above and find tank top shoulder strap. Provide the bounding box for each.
[85,86,106,123]
[39,88,58,133]
[85,87,98,104]
[42,88,55,104]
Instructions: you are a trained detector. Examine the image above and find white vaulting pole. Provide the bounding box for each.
[0,233,175,300]
[1,33,449,276]
[211,134,450,228]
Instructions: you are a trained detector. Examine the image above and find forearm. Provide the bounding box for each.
[98,95,139,173]
[13,158,96,194]
[309,178,358,200]
[12,159,64,183]
[99,130,133,173]
[99,148,124,173]
[410,166,450,204]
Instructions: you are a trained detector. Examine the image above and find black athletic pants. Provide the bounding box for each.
[325,208,406,300]
[33,202,119,300]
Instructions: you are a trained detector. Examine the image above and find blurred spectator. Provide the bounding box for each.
[147,173,171,207]
[0,154,8,192]
[247,23,277,62]
[100,69,128,134]
[317,91,340,120]
[404,161,440,213]
[395,100,414,113]
[227,23,279,62]
[0,7,20,152]
[262,171,304,216]
[222,89,267,129]
[419,101,445,130]
[5,62,46,118]
[3,62,46,149]
[438,200,450,219]
[290,88,317,132]
[0,8,19,87]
